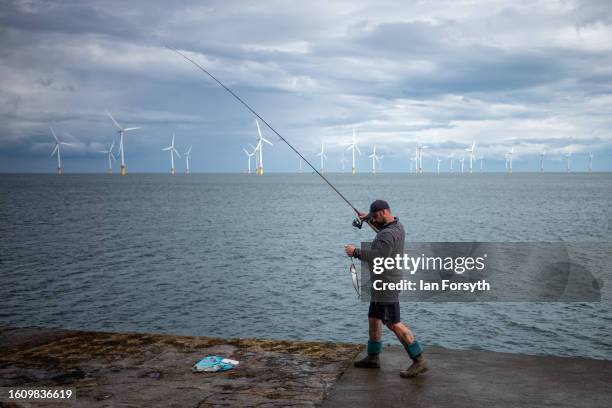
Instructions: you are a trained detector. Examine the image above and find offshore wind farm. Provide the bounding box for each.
[31,119,609,176]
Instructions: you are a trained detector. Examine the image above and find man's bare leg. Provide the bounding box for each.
[387,322,428,378]
[354,318,383,368]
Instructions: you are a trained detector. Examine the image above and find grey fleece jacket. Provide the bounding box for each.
[354,217,405,301]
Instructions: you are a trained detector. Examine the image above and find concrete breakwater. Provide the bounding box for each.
[1,325,611,407]
[0,326,361,407]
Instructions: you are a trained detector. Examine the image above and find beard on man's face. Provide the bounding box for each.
[371,216,384,229]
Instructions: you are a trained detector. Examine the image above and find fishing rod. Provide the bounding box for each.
[167,46,377,231]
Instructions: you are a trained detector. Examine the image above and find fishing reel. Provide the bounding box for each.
[352,215,379,232]
[352,217,365,229]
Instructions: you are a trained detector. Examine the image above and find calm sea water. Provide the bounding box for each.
[1,173,611,359]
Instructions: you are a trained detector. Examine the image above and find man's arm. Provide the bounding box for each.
[353,234,394,262]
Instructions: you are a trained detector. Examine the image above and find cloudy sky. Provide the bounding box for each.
[1,0,611,172]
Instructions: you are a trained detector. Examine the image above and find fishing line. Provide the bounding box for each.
[166,46,361,216]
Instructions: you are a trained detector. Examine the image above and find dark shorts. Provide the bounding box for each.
[368,301,401,325]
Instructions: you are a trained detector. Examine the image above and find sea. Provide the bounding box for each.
[1,173,611,360]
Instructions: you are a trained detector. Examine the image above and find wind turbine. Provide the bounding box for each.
[368,145,381,174]
[479,153,484,173]
[409,157,416,174]
[49,127,74,175]
[436,157,442,174]
[465,141,476,174]
[243,147,255,174]
[184,146,192,174]
[449,153,454,173]
[564,152,571,173]
[105,110,141,176]
[340,154,347,173]
[255,118,273,175]
[346,128,361,175]
[507,147,514,174]
[459,156,465,174]
[540,151,545,172]
[99,140,116,175]
[588,153,594,172]
[418,145,428,173]
[316,141,328,173]
[162,133,181,175]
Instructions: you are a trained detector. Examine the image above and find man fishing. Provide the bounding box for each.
[344,199,428,378]
[169,50,425,378]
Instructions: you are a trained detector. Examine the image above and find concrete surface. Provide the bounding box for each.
[2,326,610,407]
[323,344,612,408]
[0,326,361,407]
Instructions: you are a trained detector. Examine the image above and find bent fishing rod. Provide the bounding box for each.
[167,46,377,232]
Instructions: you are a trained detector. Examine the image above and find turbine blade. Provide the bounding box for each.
[174,148,181,158]
[162,146,172,151]
[123,127,141,131]
[355,146,362,155]
[255,118,262,138]
[105,110,122,130]
[110,152,116,161]
[50,144,58,158]
[50,127,59,142]
[262,137,273,146]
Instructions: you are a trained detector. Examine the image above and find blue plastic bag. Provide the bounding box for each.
[192,355,239,372]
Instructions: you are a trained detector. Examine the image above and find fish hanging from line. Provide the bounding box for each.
[349,257,360,299]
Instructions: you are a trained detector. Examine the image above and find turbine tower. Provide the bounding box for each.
[540,151,545,172]
[417,145,428,174]
[316,141,328,173]
[368,145,381,174]
[565,152,571,173]
[49,127,74,175]
[460,156,465,174]
[255,118,273,175]
[507,147,514,174]
[479,154,484,173]
[449,154,454,173]
[346,128,361,175]
[184,146,192,174]
[465,141,476,174]
[162,133,181,175]
[588,153,594,172]
[243,147,255,174]
[340,152,347,173]
[436,157,442,174]
[409,157,416,174]
[99,140,116,175]
[105,110,141,176]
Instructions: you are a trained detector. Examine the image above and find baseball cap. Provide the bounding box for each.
[368,199,390,218]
